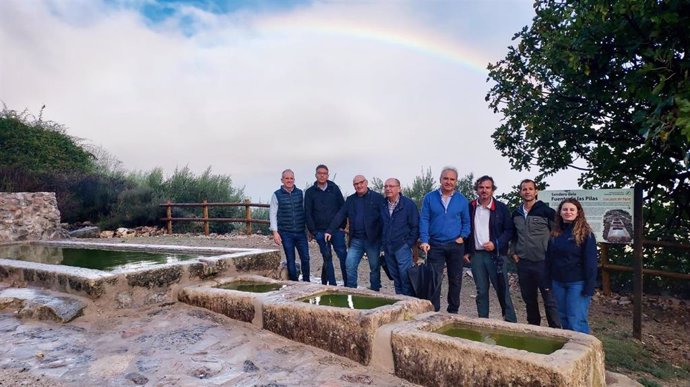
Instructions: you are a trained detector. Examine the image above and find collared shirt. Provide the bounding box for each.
[474,198,493,250]
[440,190,452,211]
[387,197,400,216]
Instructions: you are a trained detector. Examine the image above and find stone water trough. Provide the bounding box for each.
[261,286,432,365]
[0,240,280,308]
[391,313,606,387]
[179,277,434,366]
[178,274,291,326]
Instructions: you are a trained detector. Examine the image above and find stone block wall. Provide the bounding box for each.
[0,192,68,242]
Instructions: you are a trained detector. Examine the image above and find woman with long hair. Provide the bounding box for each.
[545,198,598,333]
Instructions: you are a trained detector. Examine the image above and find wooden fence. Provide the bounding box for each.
[160,200,270,235]
[600,240,690,296]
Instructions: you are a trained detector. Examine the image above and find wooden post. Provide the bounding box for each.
[244,199,252,235]
[202,200,209,236]
[632,183,644,340]
[600,244,610,296]
[166,201,172,234]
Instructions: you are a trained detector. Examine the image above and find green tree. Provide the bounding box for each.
[369,177,384,194]
[402,167,437,209]
[486,0,689,229]
[457,172,475,200]
[487,0,690,293]
[0,106,94,174]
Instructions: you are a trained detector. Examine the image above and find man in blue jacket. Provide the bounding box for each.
[464,176,517,322]
[380,178,419,296]
[326,175,384,290]
[269,169,310,282]
[419,167,471,312]
[304,164,347,286]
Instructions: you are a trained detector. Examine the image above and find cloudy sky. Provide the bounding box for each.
[0,0,582,201]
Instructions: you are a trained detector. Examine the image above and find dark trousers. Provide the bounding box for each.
[428,242,464,313]
[279,230,310,282]
[516,259,561,328]
[314,230,347,285]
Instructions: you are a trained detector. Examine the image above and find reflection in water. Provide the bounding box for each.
[302,293,396,310]
[0,246,205,271]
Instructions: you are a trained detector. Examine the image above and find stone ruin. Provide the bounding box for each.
[0,192,68,242]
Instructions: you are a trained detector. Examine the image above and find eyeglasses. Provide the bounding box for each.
[353,180,366,186]
[383,185,399,188]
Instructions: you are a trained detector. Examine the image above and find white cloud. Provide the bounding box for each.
[0,0,580,202]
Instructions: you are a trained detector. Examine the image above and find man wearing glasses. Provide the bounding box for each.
[304,164,348,286]
[326,175,384,290]
[380,178,419,296]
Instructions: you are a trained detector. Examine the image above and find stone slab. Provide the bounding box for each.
[0,287,86,323]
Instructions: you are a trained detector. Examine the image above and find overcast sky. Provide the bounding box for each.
[0,0,582,201]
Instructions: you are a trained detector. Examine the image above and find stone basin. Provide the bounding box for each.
[0,240,280,309]
[391,313,606,387]
[178,274,291,327]
[262,287,433,365]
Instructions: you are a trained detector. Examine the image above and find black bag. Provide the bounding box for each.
[407,261,440,300]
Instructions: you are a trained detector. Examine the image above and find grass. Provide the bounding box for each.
[599,332,690,385]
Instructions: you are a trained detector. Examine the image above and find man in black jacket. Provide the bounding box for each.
[304,164,347,286]
[464,176,517,322]
[510,179,561,328]
[326,175,384,290]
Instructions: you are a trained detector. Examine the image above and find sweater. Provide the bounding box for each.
[545,224,599,296]
[419,190,471,244]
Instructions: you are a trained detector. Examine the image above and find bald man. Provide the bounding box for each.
[326,175,384,290]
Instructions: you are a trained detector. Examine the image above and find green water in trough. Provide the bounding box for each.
[219,281,285,293]
[301,293,397,310]
[0,246,205,271]
[435,324,566,355]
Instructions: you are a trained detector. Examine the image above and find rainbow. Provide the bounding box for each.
[257,14,491,74]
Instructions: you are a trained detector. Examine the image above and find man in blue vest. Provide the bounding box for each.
[326,175,384,290]
[305,164,347,286]
[269,169,310,282]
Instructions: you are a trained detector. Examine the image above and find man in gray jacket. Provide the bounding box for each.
[510,179,561,328]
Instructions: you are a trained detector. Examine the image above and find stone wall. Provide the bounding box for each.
[0,192,68,242]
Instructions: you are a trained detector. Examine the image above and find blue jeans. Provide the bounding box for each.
[517,259,561,328]
[279,231,310,282]
[470,251,517,322]
[314,230,347,286]
[345,238,381,290]
[384,245,414,296]
[428,241,464,313]
[552,280,591,334]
